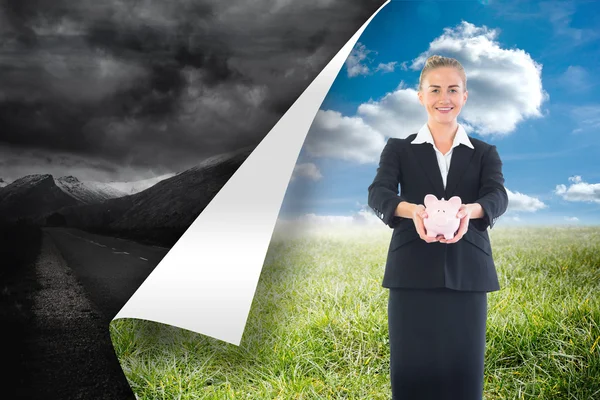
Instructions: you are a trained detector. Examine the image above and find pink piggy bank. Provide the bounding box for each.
[423,194,462,240]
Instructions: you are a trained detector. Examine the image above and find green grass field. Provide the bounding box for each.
[110,226,600,399]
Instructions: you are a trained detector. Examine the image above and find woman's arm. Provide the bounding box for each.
[394,201,420,218]
[368,138,409,228]
[368,145,439,242]
[472,144,509,231]
[465,203,484,219]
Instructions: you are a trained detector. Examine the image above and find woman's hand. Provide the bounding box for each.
[439,204,472,244]
[411,204,442,243]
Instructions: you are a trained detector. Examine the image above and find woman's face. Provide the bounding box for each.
[418,67,468,125]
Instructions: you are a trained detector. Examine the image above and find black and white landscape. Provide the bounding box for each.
[0,147,252,245]
[0,0,386,398]
[0,147,253,399]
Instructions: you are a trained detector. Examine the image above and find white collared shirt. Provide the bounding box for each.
[411,123,474,190]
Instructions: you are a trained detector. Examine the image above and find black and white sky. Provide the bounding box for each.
[0,0,385,182]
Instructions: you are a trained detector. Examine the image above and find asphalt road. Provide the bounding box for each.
[13,228,169,400]
[47,227,169,322]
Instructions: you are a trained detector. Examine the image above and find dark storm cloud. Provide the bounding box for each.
[0,0,386,180]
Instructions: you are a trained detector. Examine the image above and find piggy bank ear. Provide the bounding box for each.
[448,196,462,209]
[424,194,438,208]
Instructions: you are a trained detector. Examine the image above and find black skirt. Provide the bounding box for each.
[388,287,488,400]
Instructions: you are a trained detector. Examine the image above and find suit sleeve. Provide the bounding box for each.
[368,138,408,229]
[473,144,508,231]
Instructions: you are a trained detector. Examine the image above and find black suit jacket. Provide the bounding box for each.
[367,134,508,292]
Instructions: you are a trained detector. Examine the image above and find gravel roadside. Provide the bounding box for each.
[20,231,136,399]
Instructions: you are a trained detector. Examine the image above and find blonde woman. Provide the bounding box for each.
[368,55,508,399]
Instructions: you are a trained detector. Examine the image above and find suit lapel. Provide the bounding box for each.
[411,143,445,199]
[410,142,475,201]
[444,144,475,199]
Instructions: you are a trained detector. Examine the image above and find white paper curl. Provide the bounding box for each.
[113,0,391,345]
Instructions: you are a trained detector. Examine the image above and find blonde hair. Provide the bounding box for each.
[418,55,467,92]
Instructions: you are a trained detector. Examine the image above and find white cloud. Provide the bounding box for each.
[357,83,427,139]
[346,43,372,77]
[305,21,547,164]
[346,43,400,78]
[298,209,381,226]
[304,110,386,164]
[539,1,600,46]
[291,163,322,181]
[570,105,600,134]
[564,216,579,222]
[293,207,383,226]
[506,188,547,212]
[561,66,589,91]
[375,61,398,73]
[273,208,388,238]
[555,176,600,203]
[410,21,547,135]
[304,85,426,162]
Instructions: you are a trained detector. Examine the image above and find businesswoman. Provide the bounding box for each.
[368,55,508,400]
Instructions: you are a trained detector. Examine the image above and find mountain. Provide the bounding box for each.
[111,148,252,231]
[0,174,126,221]
[52,147,253,245]
[105,173,175,195]
[0,175,81,220]
[0,178,9,188]
[55,176,126,204]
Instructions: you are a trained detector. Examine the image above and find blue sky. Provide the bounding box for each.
[279,0,600,227]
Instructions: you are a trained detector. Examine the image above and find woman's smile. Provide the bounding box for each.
[418,66,468,126]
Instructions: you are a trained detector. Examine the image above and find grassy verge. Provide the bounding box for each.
[110,226,600,399]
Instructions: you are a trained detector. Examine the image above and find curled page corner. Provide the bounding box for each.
[112,0,391,346]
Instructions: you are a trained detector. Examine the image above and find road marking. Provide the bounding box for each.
[139,257,148,261]
[59,230,108,248]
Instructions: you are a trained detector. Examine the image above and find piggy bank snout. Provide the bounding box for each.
[430,209,453,222]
